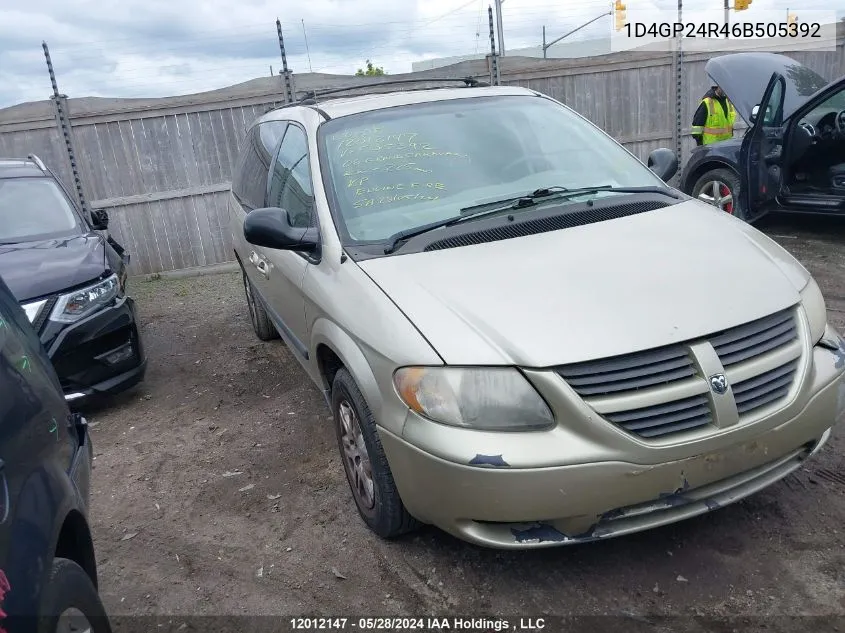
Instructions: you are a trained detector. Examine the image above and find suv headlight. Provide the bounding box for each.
[393,366,554,431]
[800,277,827,345]
[50,274,120,324]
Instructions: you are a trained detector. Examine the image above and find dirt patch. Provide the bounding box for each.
[78,215,845,623]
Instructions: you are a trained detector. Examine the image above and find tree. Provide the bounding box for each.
[355,60,385,76]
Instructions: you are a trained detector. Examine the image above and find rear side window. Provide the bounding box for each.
[232,121,288,211]
[266,125,316,228]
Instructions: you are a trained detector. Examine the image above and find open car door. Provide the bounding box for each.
[739,71,787,223]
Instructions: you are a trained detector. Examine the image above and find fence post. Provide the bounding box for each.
[42,42,91,219]
[673,0,684,164]
[276,19,295,103]
[488,5,500,86]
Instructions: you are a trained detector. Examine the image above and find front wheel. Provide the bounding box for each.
[331,367,420,539]
[37,558,112,633]
[691,168,746,220]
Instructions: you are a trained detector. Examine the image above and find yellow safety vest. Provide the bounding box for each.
[692,97,736,145]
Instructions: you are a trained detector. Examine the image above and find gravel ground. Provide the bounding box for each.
[76,213,845,628]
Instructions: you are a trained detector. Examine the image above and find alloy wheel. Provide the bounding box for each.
[338,400,375,510]
[56,608,92,633]
[697,180,735,214]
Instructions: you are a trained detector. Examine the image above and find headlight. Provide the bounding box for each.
[393,366,554,431]
[50,274,120,323]
[800,277,827,345]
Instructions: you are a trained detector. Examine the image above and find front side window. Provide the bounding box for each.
[232,121,288,211]
[267,125,316,228]
[0,178,82,243]
[318,94,667,244]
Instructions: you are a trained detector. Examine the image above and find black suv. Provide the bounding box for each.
[0,155,146,404]
[0,272,111,633]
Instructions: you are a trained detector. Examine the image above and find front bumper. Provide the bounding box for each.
[380,345,845,549]
[41,295,147,402]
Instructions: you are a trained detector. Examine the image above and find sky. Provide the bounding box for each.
[0,0,842,108]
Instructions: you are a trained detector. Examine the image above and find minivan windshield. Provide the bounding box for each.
[0,177,82,244]
[318,94,669,243]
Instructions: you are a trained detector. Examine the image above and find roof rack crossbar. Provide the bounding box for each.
[297,76,489,104]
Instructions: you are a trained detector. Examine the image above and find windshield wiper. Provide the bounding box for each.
[530,184,682,200]
[457,184,679,216]
[382,185,679,254]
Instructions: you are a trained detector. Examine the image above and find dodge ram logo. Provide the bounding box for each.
[709,373,729,395]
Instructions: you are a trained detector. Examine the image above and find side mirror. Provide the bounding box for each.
[90,209,109,230]
[243,207,319,253]
[647,148,678,182]
[750,105,760,123]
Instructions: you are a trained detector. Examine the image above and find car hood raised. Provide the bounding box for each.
[0,233,107,303]
[358,200,809,367]
[705,52,829,124]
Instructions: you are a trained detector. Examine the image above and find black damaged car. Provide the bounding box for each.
[678,52,845,221]
[0,155,146,404]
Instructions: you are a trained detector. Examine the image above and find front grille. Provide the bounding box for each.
[557,345,695,397]
[555,307,803,441]
[604,394,712,438]
[732,359,798,417]
[710,308,797,367]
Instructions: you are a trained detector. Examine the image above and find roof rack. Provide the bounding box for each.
[297,76,489,104]
[27,154,47,172]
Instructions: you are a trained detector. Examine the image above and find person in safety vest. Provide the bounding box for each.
[691,84,736,146]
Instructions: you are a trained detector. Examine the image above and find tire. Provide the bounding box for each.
[37,558,112,633]
[241,269,278,341]
[691,168,747,220]
[331,367,420,538]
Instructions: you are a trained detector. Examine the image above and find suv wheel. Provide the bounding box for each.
[241,269,278,341]
[37,558,112,633]
[331,368,420,538]
[692,168,746,219]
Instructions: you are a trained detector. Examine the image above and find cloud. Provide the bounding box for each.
[0,0,841,108]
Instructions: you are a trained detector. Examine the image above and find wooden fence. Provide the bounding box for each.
[1,29,843,275]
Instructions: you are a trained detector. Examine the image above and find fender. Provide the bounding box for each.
[682,157,739,193]
[2,463,80,624]
[310,318,382,411]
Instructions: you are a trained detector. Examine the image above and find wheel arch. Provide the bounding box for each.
[684,159,739,194]
[311,320,382,417]
[54,509,98,590]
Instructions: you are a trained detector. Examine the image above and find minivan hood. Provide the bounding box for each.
[359,200,807,367]
[705,52,829,124]
[0,233,107,303]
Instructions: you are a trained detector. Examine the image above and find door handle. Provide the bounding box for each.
[248,251,261,267]
[256,259,270,278]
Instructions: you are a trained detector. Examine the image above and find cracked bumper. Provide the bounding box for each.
[380,350,845,549]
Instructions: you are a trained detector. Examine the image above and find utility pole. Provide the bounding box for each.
[724,0,730,39]
[494,0,505,56]
[543,25,546,58]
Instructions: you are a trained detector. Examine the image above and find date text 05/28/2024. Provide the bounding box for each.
[289,617,547,631]
[623,21,821,39]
